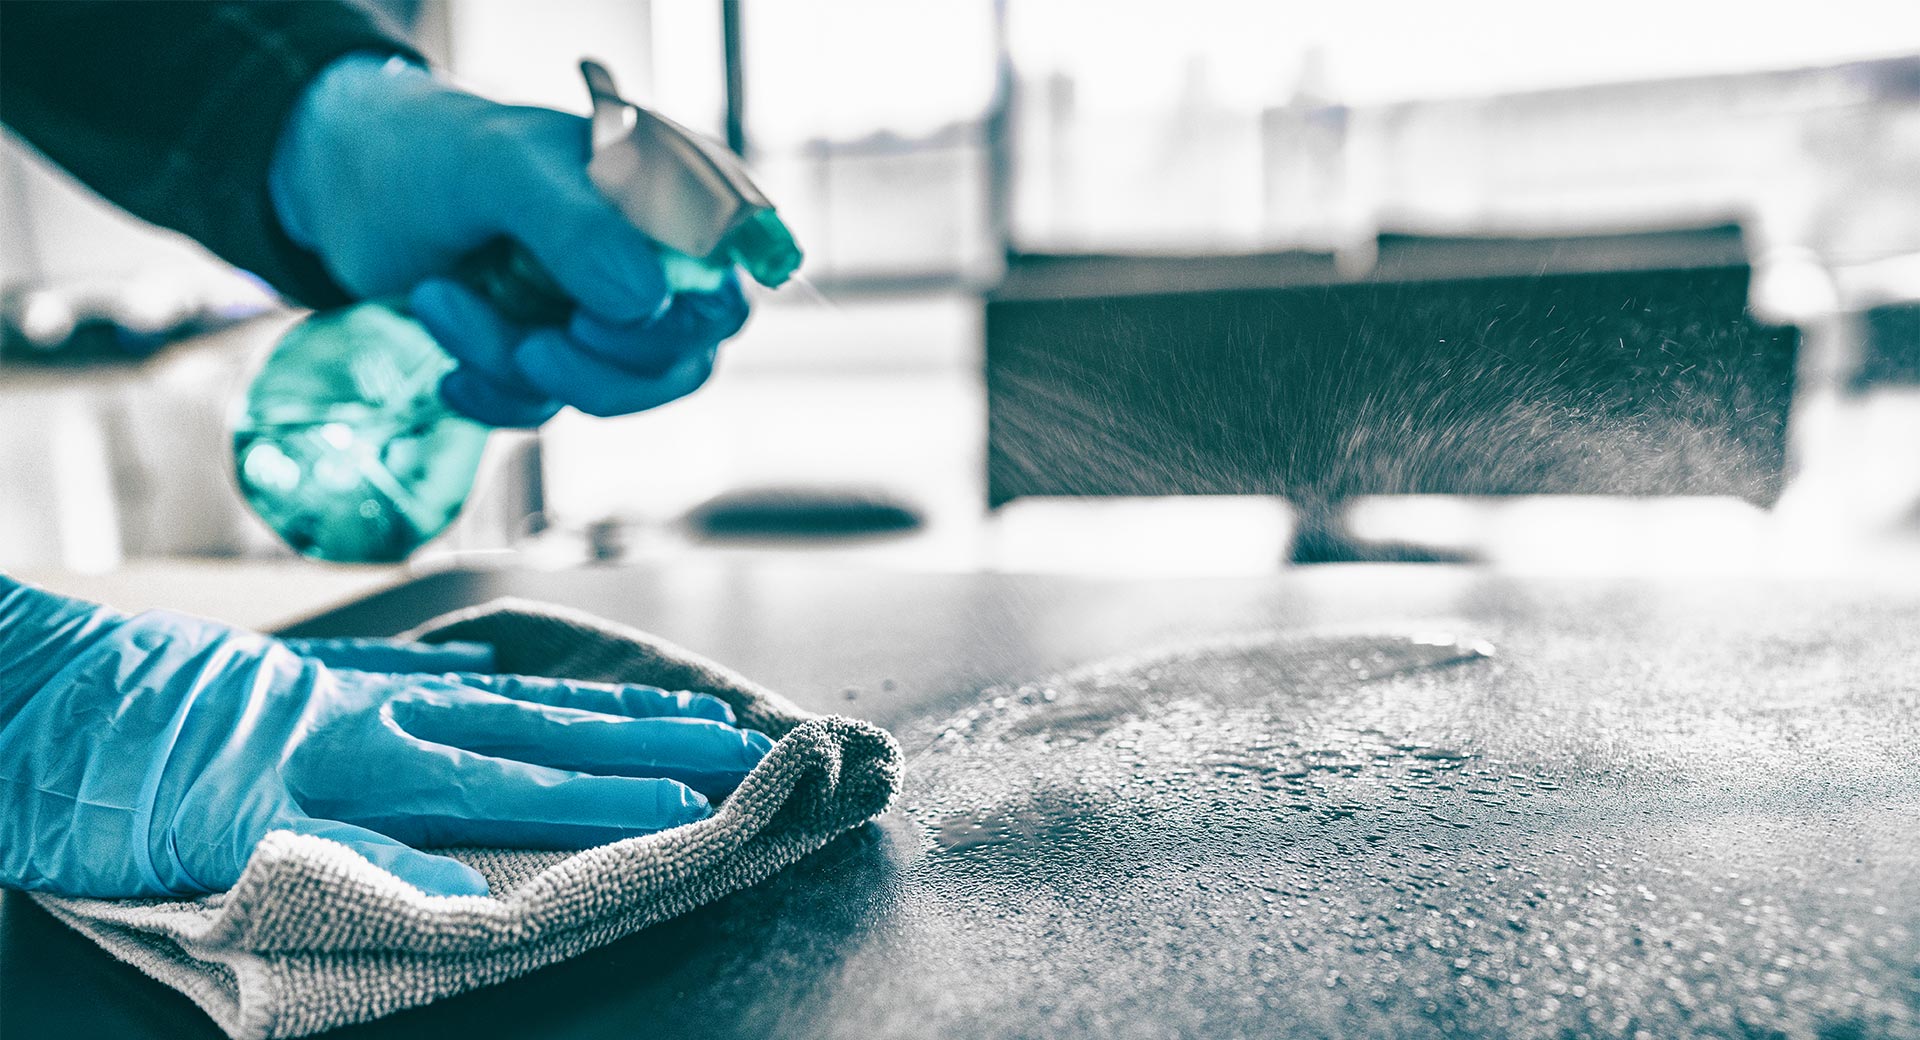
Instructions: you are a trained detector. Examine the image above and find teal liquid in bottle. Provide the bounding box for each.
[233,300,488,564]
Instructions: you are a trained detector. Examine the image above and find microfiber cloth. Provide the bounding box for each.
[30,598,902,1040]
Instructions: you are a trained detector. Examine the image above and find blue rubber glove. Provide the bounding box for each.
[280,636,497,675]
[0,578,772,898]
[268,54,750,428]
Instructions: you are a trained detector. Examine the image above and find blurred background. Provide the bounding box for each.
[6,0,1920,623]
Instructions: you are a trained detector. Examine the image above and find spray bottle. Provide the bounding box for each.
[231,61,801,563]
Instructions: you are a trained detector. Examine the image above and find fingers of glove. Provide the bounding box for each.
[563,312,682,378]
[492,116,671,326]
[409,278,562,427]
[564,274,749,377]
[411,278,518,377]
[514,330,717,418]
[394,696,772,798]
[440,368,565,428]
[339,747,713,849]
[451,672,737,724]
[283,817,489,897]
[413,273,721,421]
[280,638,496,675]
[649,273,751,347]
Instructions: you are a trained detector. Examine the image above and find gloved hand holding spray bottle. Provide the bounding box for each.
[235,58,802,563]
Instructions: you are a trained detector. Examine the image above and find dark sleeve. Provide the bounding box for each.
[0,1,421,307]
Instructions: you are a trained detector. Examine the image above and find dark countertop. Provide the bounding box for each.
[6,561,1920,1038]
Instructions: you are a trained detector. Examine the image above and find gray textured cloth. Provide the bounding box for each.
[32,598,902,1040]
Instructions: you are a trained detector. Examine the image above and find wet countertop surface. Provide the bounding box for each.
[6,562,1920,1038]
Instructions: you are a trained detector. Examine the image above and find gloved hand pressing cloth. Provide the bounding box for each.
[0,577,771,898]
[2,583,900,1039]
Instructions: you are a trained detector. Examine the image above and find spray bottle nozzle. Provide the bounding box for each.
[579,60,802,290]
[725,209,803,288]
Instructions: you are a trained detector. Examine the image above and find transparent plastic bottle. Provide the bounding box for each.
[232,297,488,564]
